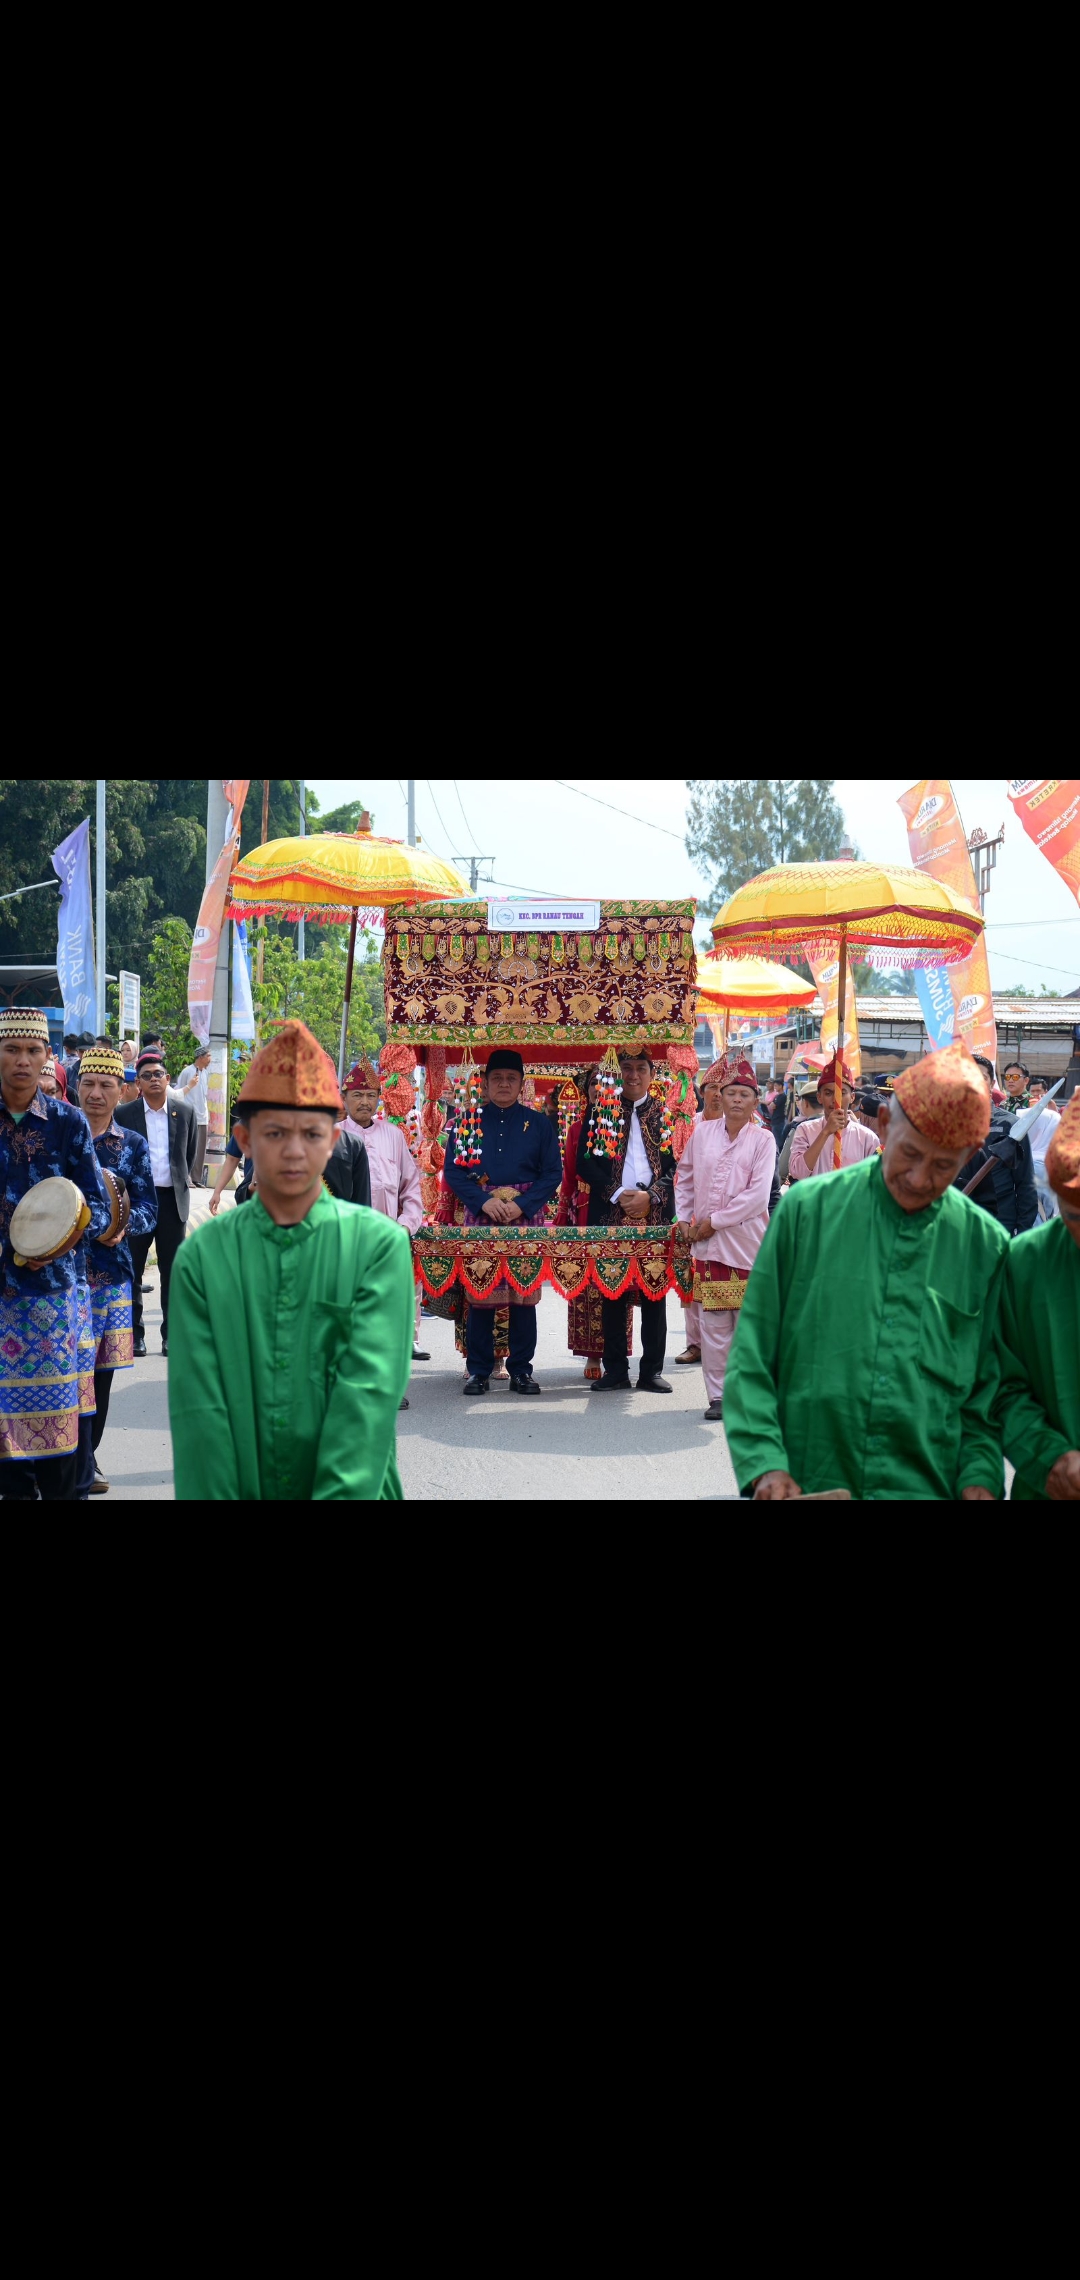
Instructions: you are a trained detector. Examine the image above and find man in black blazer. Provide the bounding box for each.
[578,1046,678,1394]
[115,1049,198,1355]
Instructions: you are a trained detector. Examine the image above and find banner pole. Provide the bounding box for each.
[833,929,847,1169]
[95,779,106,1033]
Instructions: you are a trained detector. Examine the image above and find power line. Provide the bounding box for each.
[553,780,686,842]
[424,781,457,853]
[988,949,1079,979]
[985,918,1080,929]
[453,780,483,854]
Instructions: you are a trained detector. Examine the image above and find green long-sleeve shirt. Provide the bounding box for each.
[168,1192,414,1501]
[723,1155,1010,1500]
[994,1217,1080,1500]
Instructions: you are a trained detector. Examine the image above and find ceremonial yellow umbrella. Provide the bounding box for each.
[696,952,817,1051]
[226,810,469,1080]
[711,860,985,1165]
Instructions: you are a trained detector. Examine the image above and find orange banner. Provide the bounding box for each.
[189,782,250,1044]
[1006,779,1080,907]
[807,948,862,1078]
[896,781,997,1062]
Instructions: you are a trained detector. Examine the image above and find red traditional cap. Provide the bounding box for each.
[345,1058,380,1091]
[816,1054,854,1091]
[892,1041,990,1150]
[702,1053,759,1092]
[236,1020,343,1113]
[1045,1092,1080,1203]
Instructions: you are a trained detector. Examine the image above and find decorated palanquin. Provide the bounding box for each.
[382,898,700,1304]
[380,898,698,1058]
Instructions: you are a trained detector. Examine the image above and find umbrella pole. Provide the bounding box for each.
[833,929,848,1169]
[338,907,359,1086]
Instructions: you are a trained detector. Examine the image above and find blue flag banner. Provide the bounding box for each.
[51,818,97,1033]
[913,965,956,1051]
[232,918,255,1041]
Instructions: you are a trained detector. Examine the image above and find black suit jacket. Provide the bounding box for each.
[323,1130,372,1206]
[578,1095,677,1226]
[116,1094,199,1222]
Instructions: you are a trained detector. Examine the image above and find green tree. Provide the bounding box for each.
[685,778,848,910]
[141,916,204,1068]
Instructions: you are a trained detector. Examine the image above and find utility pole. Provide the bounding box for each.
[205,780,232,1181]
[453,856,496,892]
[407,780,415,847]
[297,778,306,961]
[95,779,106,1032]
[966,822,1005,914]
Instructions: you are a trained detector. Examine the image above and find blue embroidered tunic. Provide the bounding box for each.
[83,1117,158,1372]
[0,1090,113,1460]
[445,1102,562,1224]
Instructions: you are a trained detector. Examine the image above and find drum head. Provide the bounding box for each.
[101,1167,131,1240]
[9,1177,86,1262]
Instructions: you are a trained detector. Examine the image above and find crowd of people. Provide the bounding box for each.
[1,1006,1076,1502]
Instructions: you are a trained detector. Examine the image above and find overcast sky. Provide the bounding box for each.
[304,778,1079,995]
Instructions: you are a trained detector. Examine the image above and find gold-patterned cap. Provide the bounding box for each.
[236,1020,343,1113]
[892,1041,991,1150]
[78,1046,125,1080]
[1046,1091,1080,1203]
[0,1008,50,1046]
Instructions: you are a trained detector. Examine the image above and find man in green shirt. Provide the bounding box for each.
[994,1092,1080,1500]
[724,1040,1010,1501]
[168,1021,413,1501]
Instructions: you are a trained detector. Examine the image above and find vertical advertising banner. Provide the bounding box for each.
[232,917,256,1041]
[188,781,250,1045]
[807,949,862,1077]
[50,817,97,1034]
[1006,780,1080,907]
[896,782,997,1063]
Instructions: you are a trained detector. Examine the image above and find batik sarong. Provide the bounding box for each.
[90,1276,134,1371]
[0,1285,82,1460]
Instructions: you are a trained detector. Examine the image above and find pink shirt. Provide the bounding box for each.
[353,1118,423,1232]
[788,1115,880,1179]
[675,1114,775,1271]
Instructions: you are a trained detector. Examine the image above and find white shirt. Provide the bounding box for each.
[145,1101,172,1185]
[177,1065,210,1125]
[614,1099,653,1200]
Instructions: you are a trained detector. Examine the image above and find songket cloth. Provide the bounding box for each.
[994,1218,1079,1499]
[168,1190,414,1501]
[86,1116,157,1373]
[0,1089,112,1461]
[675,1114,775,1404]
[723,1155,1010,1500]
[788,1115,880,1179]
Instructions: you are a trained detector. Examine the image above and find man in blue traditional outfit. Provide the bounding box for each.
[444,1049,562,1396]
[76,1045,157,1494]
[0,1009,112,1501]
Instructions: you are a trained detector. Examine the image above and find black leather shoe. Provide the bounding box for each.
[399,1397,409,1409]
[133,1334,147,1357]
[462,1375,490,1395]
[161,1337,168,1357]
[592,1375,632,1390]
[139,1282,152,1293]
[704,1399,724,1421]
[90,1464,110,1494]
[637,1374,672,1393]
[509,1375,541,1395]
[412,1348,430,1361]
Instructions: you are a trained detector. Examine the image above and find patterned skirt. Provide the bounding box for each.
[567,1286,633,1366]
[76,1283,98,1413]
[90,1278,134,1372]
[0,1285,84,1461]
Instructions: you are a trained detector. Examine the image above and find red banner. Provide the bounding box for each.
[896,781,997,1062]
[189,782,250,1044]
[1006,780,1080,908]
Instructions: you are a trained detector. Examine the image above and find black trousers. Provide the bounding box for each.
[601,1292,667,1384]
[130,1187,186,1337]
[0,1449,78,1500]
[466,1304,538,1379]
[92,1368,114,1452]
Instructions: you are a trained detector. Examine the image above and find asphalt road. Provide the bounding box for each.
[96,1183,741,1501]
